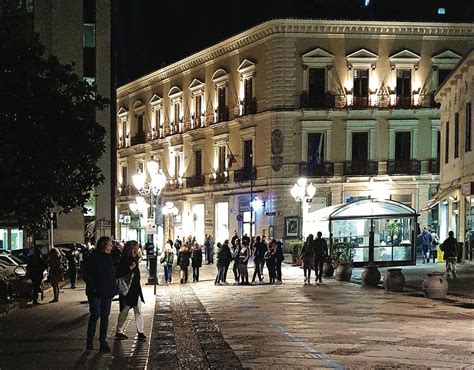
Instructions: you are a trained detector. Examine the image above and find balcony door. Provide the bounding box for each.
[308,133,324,172]
[353,69,369,107]
[395,132,411,161]
[309,68,326,106]
[195,150,202,176]
[396,69,411,107]
[352,132,368,162]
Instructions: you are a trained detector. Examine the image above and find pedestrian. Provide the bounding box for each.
[215,243,225,285]
[264,242,276,284]
[440,231,459,279]
[222,239,232,284]
[300,234,315,285]
[257,237,267,281]
[47,246,64,303]
[115,240,147,341]
[161,241,174,284]
[66,246,79,289]
[174,236,182,255]
[111,240,124,270]
[251,236,264,283]
[313,232,328,284]
[274,240,284,284]
[177,242,191,284]
[238,239,250,285]
[26,245,46,304]
[84,236,116,352]
[206,234,215,264]
[231,238,241,284]
[430,228,440,263]
[191,242,203,282]
[418,227,432,263]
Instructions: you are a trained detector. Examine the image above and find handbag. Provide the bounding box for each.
[117,272,134,296]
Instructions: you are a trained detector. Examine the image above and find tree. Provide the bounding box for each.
[0,16,108,236]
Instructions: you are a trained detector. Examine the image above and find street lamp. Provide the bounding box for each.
[131,156,167,244]
[162,201,179,241]
[291,177,316,238]
[129,196,150,245]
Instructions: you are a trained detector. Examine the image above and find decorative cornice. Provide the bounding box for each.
[118,19,474,99]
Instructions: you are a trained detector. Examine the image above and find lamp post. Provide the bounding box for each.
[290,177,316,239]
[129,196,150,245]
[162,201,179,241]
[131,156,167,244]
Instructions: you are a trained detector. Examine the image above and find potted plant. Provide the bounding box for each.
[332,241,356,281]
[289,240,304,266]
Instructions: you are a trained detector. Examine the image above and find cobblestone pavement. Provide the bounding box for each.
[0,263,155,370]
[149,262,473,369]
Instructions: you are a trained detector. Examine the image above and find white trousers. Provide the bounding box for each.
[116,298,144,334]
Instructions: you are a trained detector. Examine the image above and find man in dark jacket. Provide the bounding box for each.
[66,246,79,289]
[441,231,459,278]
[313,231,328,284]
[251,236,264,283]
[84,236,116,352]
[274,240,285,284]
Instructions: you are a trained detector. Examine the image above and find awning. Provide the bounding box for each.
[421,184,459,211]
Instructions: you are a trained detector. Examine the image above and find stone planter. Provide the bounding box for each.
[422,272,448,299]
[383,268,405,292]
[361,265,381,287]
[323,261,335,277]
[335,263,352,281]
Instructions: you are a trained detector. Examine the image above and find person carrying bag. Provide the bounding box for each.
[114,240,147,341]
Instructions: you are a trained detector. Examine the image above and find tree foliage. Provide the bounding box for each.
[0,18,108,234]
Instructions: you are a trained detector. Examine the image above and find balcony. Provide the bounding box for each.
[209,172,228,185]
[234,167,257,182]
[343,161,378,176]
[116,185,130,197]
[130,131,146,146]
[117,138,126,149]
[166,178,183,190]
[242,98,257,116]
[300,93,335,109]
[299,162,334,177]
[352,96,369,108]
[428,159,440,174]
[146,129,158,142]
[395,95,413,109]
[386,160,421,175]
[215,106,229,123]
[185,175,205,188]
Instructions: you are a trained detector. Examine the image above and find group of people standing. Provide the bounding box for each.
[214,235,284,286]
[160,238,203,284]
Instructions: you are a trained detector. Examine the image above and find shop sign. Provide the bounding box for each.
[461,182,474,196]
[119,214,131,224]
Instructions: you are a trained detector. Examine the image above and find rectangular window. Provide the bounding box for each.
[174,104,180,126]
[138,162,144,174]
[454,113,459,158]
[83,0,96,23]
[395,132,411,161]
[438,69,452,86]
[352,132,369,162]
[218,86,226,109]
[309,68,325,96]
[174,154,182,179]
[353,69,369,97]
[195,150,202,176]
[437,131,441,162]
[122,166,128,187]
[243,140,253,171]
[195,95,202,126]
[83,24,95,48]
[244,78,253,102]
[396,69,411,97]
[466,103,472,152]
[307,133,324,170]
[445,122,449,164]
[137,115,144,134]
[218,146,226,173]
[156,109,161,128]
[122,121,127,138]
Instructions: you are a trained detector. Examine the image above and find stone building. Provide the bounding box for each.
[431,50,473,258]
[116,19,473,262]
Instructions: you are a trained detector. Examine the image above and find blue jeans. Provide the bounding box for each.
[87,297,112,344]
[164,264,173,283]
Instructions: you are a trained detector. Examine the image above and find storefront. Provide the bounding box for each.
[311,198,418,267]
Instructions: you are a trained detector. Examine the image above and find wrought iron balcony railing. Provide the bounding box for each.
[343,161,378,176]
[299,162,334,177]
[234,167,257,182]
[130,132,146,146]
[209,172,228,185]
[428,159,440,174]
[300,93,335,109]
[241,98,257,116]
[215,106,229,123]
[386,160,421,175]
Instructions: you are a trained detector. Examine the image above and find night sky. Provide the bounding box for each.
[116,0,473,86]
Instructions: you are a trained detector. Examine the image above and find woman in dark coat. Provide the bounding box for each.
[115,240,146,341]
[191,242,203,282]
[48,247,64,303]
[27,246,46,304]
[300,234,315,285]
[177,243,191,284]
